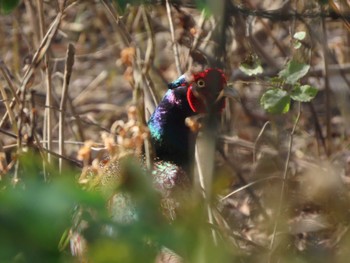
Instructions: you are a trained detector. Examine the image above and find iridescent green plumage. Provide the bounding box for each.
[148,68,227,175]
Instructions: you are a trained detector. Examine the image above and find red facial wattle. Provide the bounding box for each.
[186,68,227,113]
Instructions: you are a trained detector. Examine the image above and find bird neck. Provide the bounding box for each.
[148,87,196,172]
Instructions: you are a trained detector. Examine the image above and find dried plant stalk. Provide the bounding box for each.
[59,43,75,172]
[165,0,182,75]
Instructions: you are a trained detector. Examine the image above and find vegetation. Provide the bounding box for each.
[1,0,350,262]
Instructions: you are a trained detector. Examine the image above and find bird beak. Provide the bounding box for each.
[215,84,240,104]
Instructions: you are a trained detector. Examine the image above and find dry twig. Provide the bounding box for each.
[59,43,75,172]
[165,0,182,75]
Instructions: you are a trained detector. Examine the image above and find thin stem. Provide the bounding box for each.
[195,143,217,245]
[37,0,53,164]
[218,147,270,221]
[321,5,332,156]
[253,121,270,163]
[59,43,75,173]
[269,102,302,255]
[165,0,182,75]
[0,81,16,127]
[220,176,281,202]
[186,9,206,71]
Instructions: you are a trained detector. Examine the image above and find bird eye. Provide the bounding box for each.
[196,79,205,88]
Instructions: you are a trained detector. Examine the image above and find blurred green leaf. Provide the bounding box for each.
[195,0,208,11]
[269,76,283,85]
[0,0,20,14]
[89,238,157,263]
[293,31,306,49]
[291,84,318,102]
[279,60,310,84]
[195,0,221,16]
[293,31,306,41]
[293,41,302,49]
[261,89,291,114]
[58,229,70,252]
[239,57,263,76]
[0,152,105,262]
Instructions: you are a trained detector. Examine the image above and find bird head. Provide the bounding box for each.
[168,68,237,114]
[187,68,227,113]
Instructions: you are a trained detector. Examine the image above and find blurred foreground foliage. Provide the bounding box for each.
[0,0,19,14]
[0,152,235,263]
[0,152,105,262]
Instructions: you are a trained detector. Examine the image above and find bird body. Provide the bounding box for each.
[148,68,227,176]
[71,68,228,259]
[148,85,196,173]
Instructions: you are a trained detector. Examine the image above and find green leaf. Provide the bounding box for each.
[293,31,306,41]
[239,60,263,76]
[195,0,213,16]
[293,31,306,49]
[0,0,20,14]
[291,84,318,102]
[195,0,207,9]
[269,76,283,85]
[261,89,291,114]
[279,60,310,84]
[293,41,302,49]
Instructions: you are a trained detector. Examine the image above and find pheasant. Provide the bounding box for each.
[70,68,230,260]
[148,68,227,174]
[148,68,228,212]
